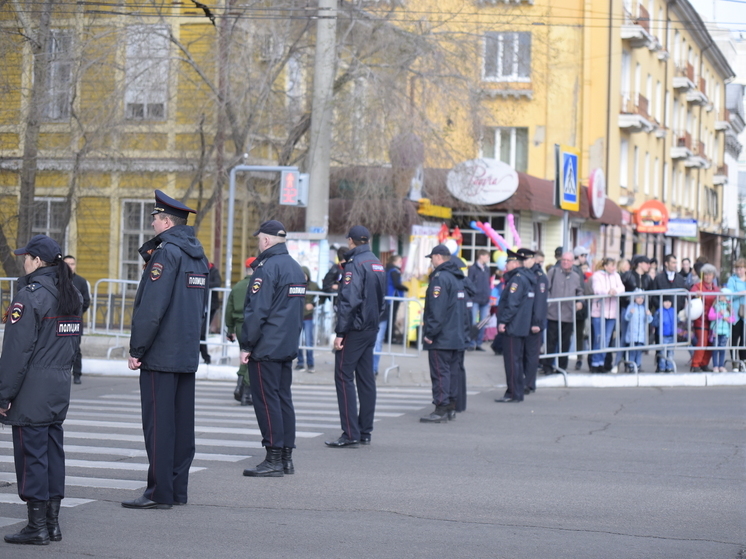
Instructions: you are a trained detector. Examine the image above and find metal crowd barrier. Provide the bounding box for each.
[0,276,93,331]
[538,288,746,386]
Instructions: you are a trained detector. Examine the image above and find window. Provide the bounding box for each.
[662,162,669,202]
[644,152,650,195]
[633,146,639,192]
[621,51,631,103]
[654,157,659,198]
[42,30,73,121]
[451,213,506,266]
[620,138,629,189]
[482,127,528,172]
[125,26,169,121]
[32,198,67,250]
[121,201,153,284]
[483,32,531,82]
[286,53,304,118]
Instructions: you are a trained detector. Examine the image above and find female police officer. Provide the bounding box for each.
[0,235,82,545]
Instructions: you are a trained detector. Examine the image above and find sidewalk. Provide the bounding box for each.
[78,333,746,389]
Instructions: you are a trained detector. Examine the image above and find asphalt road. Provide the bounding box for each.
[0,376,743,559]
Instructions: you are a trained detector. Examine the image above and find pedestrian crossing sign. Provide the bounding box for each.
[556,145,580,212]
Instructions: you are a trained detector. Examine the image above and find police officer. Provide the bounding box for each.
[521,248,547,394]
[495,249,535,403]
[326,226,386,447]
[122,190,209,510]
[420,244,468,423]
[0,235,82,545]
[240,220,305,476]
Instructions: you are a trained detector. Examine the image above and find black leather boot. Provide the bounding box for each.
[233,377,244,402]
[240,383,252,406]
[46,499,61,542]
[243,447,284,477]
[4,501,50,545]
[281,447,294,475]
[420,405,449,423]
[446,401,457,421]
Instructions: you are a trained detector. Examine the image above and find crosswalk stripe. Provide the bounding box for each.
[0,441,248,462]
[0,455,206,472]
[68,402,405,418]
[64,411,342,430]
[0,494,94,507]
[0,517,24,528]
[0,472,145,490]
[100,394,428,409]
[0,431,264,449]
[60,419,322,437]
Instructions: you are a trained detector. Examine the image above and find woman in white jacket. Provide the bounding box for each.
[590,258,625,372]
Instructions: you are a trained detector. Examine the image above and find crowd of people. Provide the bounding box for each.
[481,247,746,374]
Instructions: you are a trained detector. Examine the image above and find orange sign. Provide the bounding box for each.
[634,200,669,233]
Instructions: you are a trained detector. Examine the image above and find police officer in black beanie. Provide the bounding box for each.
[0,235,82,545]
[122,190,209,510]
[240,220,306,477]
[326,226,386,447]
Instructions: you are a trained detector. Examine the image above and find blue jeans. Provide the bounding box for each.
[712,334,728,368]
[470,303,491,348]
[373,320,387,373]
[297,318,314,368]
[591,317,616,367]
[657,335,675,371]
[627,342,644,368]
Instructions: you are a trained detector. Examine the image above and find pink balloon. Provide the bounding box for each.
[479,222,508,251]
[507,214,521,248]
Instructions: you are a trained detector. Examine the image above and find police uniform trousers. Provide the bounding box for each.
[140,369,195,505]
[334,329,377,441]
[12,424,65,502]
[248,360,295,449]
[455,350,467,412]
[427,349,460,407]
[502,335,525,401]
[523,330,542,392]
[72,324,85,378]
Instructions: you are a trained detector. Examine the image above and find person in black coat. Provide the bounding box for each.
[495,249,535,403]
[199,262,222,364]
[0,235,82,545]
[63,255,90,385]
[326,226,386,448]
[122,190,209,510]
[240,220,306,477]
[420,245,468,423]
[523,253,548,394]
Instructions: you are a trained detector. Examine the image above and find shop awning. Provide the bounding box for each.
[486,173,623,226]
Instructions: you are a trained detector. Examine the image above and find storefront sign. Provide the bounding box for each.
[588,168,606,219]
[666,218,698,237]
[446,158,518,206]
[634,200,669,233]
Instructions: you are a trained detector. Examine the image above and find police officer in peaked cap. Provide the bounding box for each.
[240,220,306,477]
[495,249,535,403]
[326,225,386,447]
[122,190,210,509]
[518,247,547,395]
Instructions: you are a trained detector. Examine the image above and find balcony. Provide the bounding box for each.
[684,140,709,168]
[673,63,696,91]
[619,94,655,133]
[715,109,732,132]
[671,131,692,159]
[687,78,709,105]
[621,4,657,49]
[713,164,728,185]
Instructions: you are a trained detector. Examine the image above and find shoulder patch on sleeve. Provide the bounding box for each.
[186,273,207,288]
[344,271,352,285]
[251,278,263,294]
[288,285,306,297]
[372,264,384,273]
[433,285,442,298]
[509,282,518,293]
[9,302,23,324]
[150,262,163,281]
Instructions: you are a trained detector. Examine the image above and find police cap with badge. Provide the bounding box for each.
[14,235,62,264]
[506,248,535,261]
[151,190,197,221]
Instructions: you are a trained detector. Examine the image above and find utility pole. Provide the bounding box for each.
[305,0,337,235]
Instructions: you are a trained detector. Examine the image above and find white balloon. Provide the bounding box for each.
[444,239,459,255]
[687,298,703,321]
